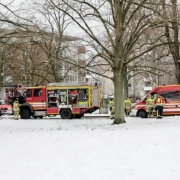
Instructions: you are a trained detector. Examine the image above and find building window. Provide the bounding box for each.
[80,77,85,82]
[5,76,12,84]
[91,79,95,83]
[74,76,77,82]
[136,83,143,87]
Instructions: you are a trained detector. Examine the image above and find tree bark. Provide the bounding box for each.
[171,0,180,83]
[112,68,126,124]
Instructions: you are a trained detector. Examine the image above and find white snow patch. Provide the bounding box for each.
[0,115,180,180]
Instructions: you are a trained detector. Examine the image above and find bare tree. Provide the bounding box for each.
[161,0,180,83]
[0,0,81,86]
[25,0,79,83]
[49,0,167,124]
[1,0,177,124]
[0,1,48,86]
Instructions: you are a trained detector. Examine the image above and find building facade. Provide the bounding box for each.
[0,29,86,89]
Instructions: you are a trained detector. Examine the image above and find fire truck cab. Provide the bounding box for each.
[8,82,102,119]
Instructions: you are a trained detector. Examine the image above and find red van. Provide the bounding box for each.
[131,85,180,118]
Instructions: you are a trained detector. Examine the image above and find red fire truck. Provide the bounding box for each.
[7,82,102,119]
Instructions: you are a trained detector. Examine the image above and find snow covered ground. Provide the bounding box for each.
[0,115,180,180]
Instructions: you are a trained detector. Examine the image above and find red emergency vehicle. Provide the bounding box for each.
[7,82,102,119]
[131,85,180,118]
[0,99,13,116]
[0,86,17,116]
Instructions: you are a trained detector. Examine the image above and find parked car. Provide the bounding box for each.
[0,99,13,116]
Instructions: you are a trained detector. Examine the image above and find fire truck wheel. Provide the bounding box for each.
[60,109,72,119]
[21,109,31,119]
[137,110,147,118]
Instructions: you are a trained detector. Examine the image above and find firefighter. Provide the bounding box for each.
[13,98,20,120]
[124,97,132,117]
[110,100,115,119]
[146,94,154,118]
[154,94,165,119]
[109,98,114,112]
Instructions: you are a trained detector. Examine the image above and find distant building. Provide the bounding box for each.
[87,55,177,100]
[0,29,86,87]
[128,55,177,99]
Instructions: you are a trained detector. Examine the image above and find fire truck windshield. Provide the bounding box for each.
[15,89,26,97]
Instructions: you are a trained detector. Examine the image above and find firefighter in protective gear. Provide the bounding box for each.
[110,100,115,119]
[13,98,20,120]
[146,94,154,118]
[109,98,114,112]
[124,97,132,117]
[154,94,165,119]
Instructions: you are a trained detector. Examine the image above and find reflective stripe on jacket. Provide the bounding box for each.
[154,97,165,106]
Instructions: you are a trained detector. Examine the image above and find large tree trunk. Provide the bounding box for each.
[163,0,180,83]
[112,69,126,124]
[124,68,128,99]
[172,0,180,83]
